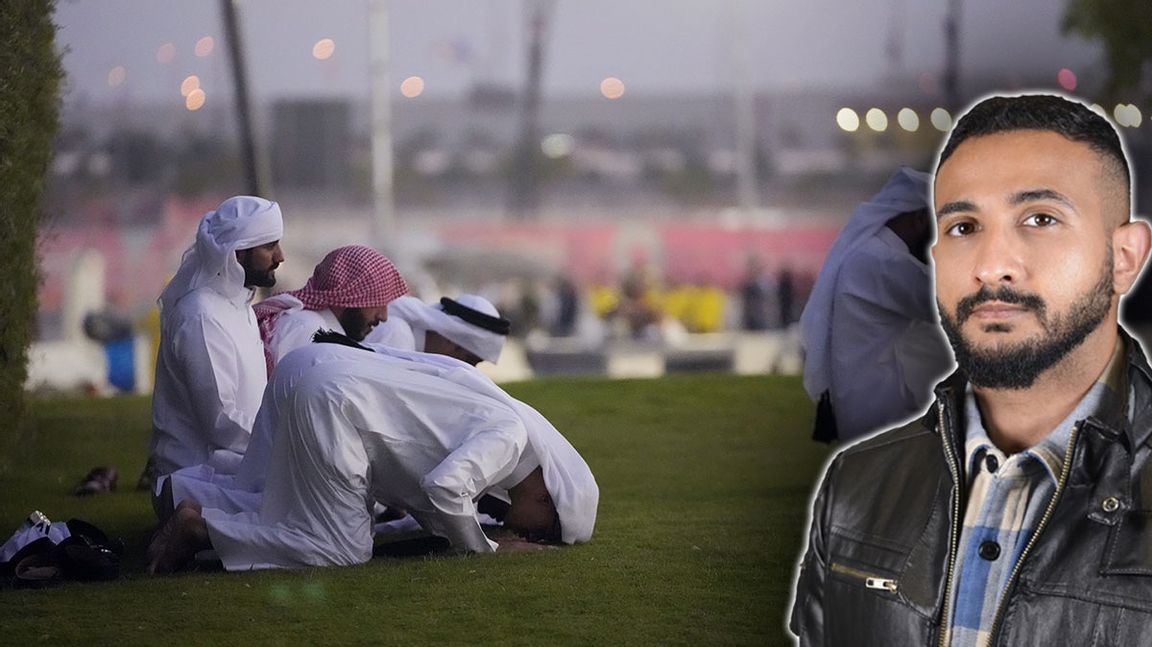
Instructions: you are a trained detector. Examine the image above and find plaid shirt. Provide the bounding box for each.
[945,339,1128,646]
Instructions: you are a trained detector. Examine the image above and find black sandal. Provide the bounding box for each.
[74,466,118,496]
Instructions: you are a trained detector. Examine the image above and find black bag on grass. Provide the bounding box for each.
[1,512,122,586]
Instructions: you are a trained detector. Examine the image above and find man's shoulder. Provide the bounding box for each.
[168,287,233,321]
[278,307,330,327]
[829,415,944,480]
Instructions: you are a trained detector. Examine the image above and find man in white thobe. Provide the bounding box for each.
[365,294,509,366]
[800,168,953,443]
[253,245,408,375]
[148,341,599,572]
[149,196,284,480]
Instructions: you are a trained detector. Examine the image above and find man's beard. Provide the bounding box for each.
[239,250,278,288]
[938,254,1114,390]
[243,266,277,288]
[337,307,371,341]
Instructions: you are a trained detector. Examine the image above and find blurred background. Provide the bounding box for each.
[31,0,1152,392]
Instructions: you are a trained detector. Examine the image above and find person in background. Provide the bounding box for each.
[800,168,952,442]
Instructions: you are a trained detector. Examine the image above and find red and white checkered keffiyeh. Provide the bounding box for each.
[254,245,408,373]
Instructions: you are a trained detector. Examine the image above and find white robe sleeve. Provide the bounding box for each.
[418,420,528,553]
[172,312,256,458]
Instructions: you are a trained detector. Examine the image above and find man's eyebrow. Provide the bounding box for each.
[936,200,976,218]
[1009,188,1075,210]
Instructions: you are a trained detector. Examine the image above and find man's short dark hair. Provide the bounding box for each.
[937,94,1130,190]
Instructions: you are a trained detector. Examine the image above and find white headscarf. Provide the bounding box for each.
[514,396,599,544]
[391,294,509,364]
[159,196,284,316]
[800,167,932,401]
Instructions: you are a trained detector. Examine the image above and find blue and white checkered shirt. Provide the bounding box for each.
[945,340,1127,646]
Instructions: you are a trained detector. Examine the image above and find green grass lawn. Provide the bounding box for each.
[0,374,831,646]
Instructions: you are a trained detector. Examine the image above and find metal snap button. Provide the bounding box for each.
[1102,496,1120,513]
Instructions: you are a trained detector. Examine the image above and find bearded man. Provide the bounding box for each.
[790,94,1152,645]
[149,196,284,482]
[253,245,408,375]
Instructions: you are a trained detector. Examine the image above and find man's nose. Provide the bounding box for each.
[272,244,285,264]
[972,228,1025,288]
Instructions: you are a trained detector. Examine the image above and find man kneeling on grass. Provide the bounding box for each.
[147,337,599,572]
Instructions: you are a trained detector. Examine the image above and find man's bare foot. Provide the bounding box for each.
[147,501,209,574]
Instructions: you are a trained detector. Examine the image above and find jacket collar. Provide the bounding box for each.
[929,326,1152,454]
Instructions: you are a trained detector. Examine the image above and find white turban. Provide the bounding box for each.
[391,294,509,364]
[800,167,931,401]
[159,196,284,315]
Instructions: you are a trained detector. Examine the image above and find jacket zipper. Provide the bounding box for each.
[985,422,1082,644]
[829,562,898,592]
[937,398,964,647]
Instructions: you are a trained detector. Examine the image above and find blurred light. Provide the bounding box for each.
[1057,68,1077,92]
[312,38,336,60]
[180,75,201,97]
[185,88,206,111]
[194,36,215,57]
[865,108,888,132]
[600,77,625,100]
[897,108,920,132]
[835,108,860,132]
[541,133,575,158]
[1115,103,1142,128]
[930,107,952,131]
[1089,103,1107,117]
[107,66,126,88]
[400,76,425,98]
[156,43,176,64]
[1114,104,1130,127]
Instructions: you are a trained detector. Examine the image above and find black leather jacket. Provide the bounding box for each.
[790,331,1152,646]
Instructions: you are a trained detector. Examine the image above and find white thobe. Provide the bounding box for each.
[202,346,538,570]
[266,304,342,365]
[150,285,266,476]
[828,228,952,441]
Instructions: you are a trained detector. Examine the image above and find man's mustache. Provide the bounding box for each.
[954,285,1047,324]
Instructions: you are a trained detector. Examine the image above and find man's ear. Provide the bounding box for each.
[1113,219,1152,295]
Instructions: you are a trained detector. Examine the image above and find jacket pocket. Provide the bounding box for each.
[829,561,898,593]
[824,558,930,645]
